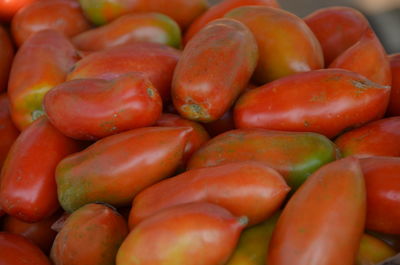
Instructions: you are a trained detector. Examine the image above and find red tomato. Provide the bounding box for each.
[0,94,19,168]
[0,0,39,21]
[0,25,14,92]
[387,54,400,116]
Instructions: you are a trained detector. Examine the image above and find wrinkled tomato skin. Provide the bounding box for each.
[0,94,19,168]
[188,129,339,190]
[8,29,79,131]
[0,0,39,22]
[360,157,400,235]
[117,202,246,265]
[79,0,208,29]
[56,127,190,213]
[129,161,289,227]
[356,234,397,265]
[0,26,14,92]
[67,42,180,102]
[2,212,60,253]
[329,28,391,86]
[0,232,52,265]
[0,117,81,222]
[51,203,128,265]
[11,0,90,46]
[335,117,400,157]
[44,73,162,140]
[387,54,400,116]
[226,6,323,84]
[267,157,366,265]
[234,69,390,139]
[183,0,279,45]
[304,6,369,66]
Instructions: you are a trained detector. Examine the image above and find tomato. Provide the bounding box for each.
[304,6,369,66]
[129,161,289,227]
[51,203,128,265]
[0,232,51,265]
[2,212,60,253]
[73,13,181,51]
[79,0,208,28]
[8,29,79,130]
[387,54,400,116]
[188,129,339,189]
[56,126,190,212]
[234,69,390,139]
[0,0,38,22]
[335,117,400,157]
[360,156,400,235]
[183,0,279,45]
[0,117,81,222]
[203,109,235,137]
[329,28,391,86]
[117,202,246,265]
[225,6,323,84]
[172,18,258,122]
[356,234,397,265]
[0,94,19,168]
[0,25,14,92]
[44,73,162,140]
[267,157,366,265]
[67,42,180,102]
[11,0,90,46]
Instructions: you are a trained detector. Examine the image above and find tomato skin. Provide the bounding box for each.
[0,117,81,222]
[129,161,289,227]
[117,202,246,265]
[356,234,397,265]
[188,129,339,190]
[183,0,279,45]
[56,126,190,212]
[0,26,14,92]
[360,157,400,235]
[0,0,39,22]
[387,54,400,116]
[8,29,79,131]
[329,28,391,86]
[67,42,180,102]
[304,6,369,66]
[172,18,258,122]
[79,0,208,29]
[234,69,390,139]
[267,157,366,265]
[11,0,90,46]
[0,94,19,169]
[335,117,400,157]
[44,73,162,140]
[0,232,51,265]
[226,6,323,84]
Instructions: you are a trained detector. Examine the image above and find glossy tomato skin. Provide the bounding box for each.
[8,29,79,130]
[51,203,128,265]
[73,13,181,51]
[0,0,38,21]
[0,232,51,265]
[67,42,180,102]
[356,234,397,265]
[226,6,323,84]
[2,212,60,253]
[11,0,90,46]
[172,18,258,122]
[0,117,81,222]
[117,202,246,265]
[79,0,208,29]
[360,157,400,235]
[234,69,390,139]
[335,117,400,157]
[57,126,190,212]
[188,129,339,190]
[0,26,14,92]
[183,0,279,45]
[0,94,19,168]
[129,161,289,227]
[267,157,366,265]
[387,54,400,116]
[329,28,391,86]
[304,6,369,65]
[44,73,162,140]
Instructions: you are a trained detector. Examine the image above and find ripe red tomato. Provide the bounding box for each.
[0,0,39,21]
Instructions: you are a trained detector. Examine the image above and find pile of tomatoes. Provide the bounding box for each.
[0,0,399,264]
